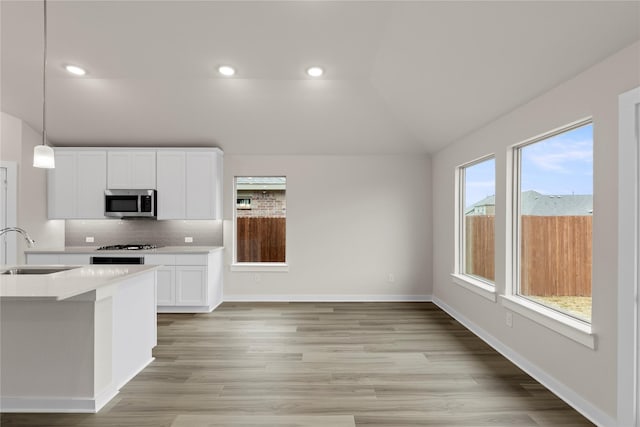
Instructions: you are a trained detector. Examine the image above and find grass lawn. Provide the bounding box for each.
[528,296,592,323]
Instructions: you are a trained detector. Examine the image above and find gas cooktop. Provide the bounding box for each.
[96,244,160,251]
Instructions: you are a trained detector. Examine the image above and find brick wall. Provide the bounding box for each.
[237,190,286,218]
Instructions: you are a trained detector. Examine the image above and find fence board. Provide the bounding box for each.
[465,215,495,281]
[237,217,286,262]
[466,215,591,296]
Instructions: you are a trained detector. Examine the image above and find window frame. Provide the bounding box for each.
[451,154,497,302]
[231,176,289,272]
[500,117,594,349]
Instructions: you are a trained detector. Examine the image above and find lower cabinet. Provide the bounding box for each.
[26,253,91,265]
[146,251,222,312]
[155,266,176,306]
[175,266,207,306]
[154,265,207,306]
[26,250,223,313]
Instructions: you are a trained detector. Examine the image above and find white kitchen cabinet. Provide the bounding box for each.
[186,151,221,219]
[48,150,107,219]
[156,151,186,219]
[146,250,222,312]
[175,266,207,306]
[107,151,156,189]
[155,266,176,305]
[156,149,222,220]
[26,253,91,265]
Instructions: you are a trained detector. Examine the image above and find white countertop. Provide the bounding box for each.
[0,264,158,301]
[25,246,223,255]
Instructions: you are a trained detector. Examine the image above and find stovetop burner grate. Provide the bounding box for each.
[96,244,159,251]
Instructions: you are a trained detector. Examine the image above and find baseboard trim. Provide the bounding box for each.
[0,391,117,413]
[432,296,615,427]
[158,305,217,313]
[223,294,433,302]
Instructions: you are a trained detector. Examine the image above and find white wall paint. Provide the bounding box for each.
[431,41,640,422]
[0,112,64,263]
[222,154,432,299]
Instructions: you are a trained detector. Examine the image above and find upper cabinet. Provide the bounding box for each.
[48,147,222,220]
[157,149,222,220]
[156,151,186,219]
[107,151,156,189]
[48,149,107,219]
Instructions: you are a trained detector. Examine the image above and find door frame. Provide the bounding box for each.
[618,86,640,427]
[0,161,18,265]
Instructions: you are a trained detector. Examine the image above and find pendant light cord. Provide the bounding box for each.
[42,0,47,146]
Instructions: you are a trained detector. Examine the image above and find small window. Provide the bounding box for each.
[515,121,593,323]
[458,156,496,284]
[234,177,286,263]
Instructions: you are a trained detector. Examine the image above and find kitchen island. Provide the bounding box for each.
[0,265,158,413]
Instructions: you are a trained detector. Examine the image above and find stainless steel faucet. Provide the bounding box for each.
[0,227,36,247]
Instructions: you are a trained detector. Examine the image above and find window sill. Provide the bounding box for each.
[451,273,497,302]
[230,263,289,272]
[500,295,595,349]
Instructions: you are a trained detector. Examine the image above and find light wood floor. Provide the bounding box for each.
[1,302,593,426]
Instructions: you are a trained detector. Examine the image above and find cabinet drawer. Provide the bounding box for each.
[175,254,207,266]
[26,254,60,265]
[58,254,91,265]
[145,254,176,266]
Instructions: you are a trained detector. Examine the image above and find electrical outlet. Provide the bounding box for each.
[505,311,513,328]
[85,236,94,243]
[184,237,193,243]
[387,273,395,283]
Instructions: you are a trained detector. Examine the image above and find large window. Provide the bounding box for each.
[234,177,286,263]
[459,157,496,284]
[515,121,593,323]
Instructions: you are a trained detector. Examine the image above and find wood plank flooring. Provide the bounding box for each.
[1,302,594,426]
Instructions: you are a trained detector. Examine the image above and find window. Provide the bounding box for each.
[514,121,593,323]
[234,176,286,265]
[458,157,496,284]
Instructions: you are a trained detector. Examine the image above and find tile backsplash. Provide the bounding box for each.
[65,219,223,247]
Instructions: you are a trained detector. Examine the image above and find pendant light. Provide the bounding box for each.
[33,0,55,169]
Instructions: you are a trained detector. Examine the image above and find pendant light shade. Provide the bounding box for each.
[33,144,55,168]
[33,0,55,169]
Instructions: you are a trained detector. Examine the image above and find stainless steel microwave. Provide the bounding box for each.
[105,189,157,218]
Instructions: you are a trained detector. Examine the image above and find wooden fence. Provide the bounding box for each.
[237,217,286,263]
[466,215,592,296]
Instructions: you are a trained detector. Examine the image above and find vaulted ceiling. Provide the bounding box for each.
[2,1,638,155]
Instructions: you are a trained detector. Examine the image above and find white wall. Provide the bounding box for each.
[222,154,432,300]
[431,41,640,423]
[0,112,64,263]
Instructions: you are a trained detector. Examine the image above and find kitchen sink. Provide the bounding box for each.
[1,267,75,275]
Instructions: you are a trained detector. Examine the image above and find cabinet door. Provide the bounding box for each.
[175,266,207,306]
[186,152,218,219]
[156,151,186,219]
[131,151,156,189]
[107,151,131,189]
[107,151,156,189]
[26,254,60,264]
[47,152,76,219]
[155,266,176,306]
[76,151,107,218]
[58,254,91,265]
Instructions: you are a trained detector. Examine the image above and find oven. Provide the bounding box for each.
[90,256,145,265]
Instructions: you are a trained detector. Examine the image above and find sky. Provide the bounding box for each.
[465,123,593,208]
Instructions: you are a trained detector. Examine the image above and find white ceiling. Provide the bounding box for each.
[2,1,639,155]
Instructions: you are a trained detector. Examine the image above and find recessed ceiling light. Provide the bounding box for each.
[64,65,86,76]
[306,66,323,77]
[218,65,235,77]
